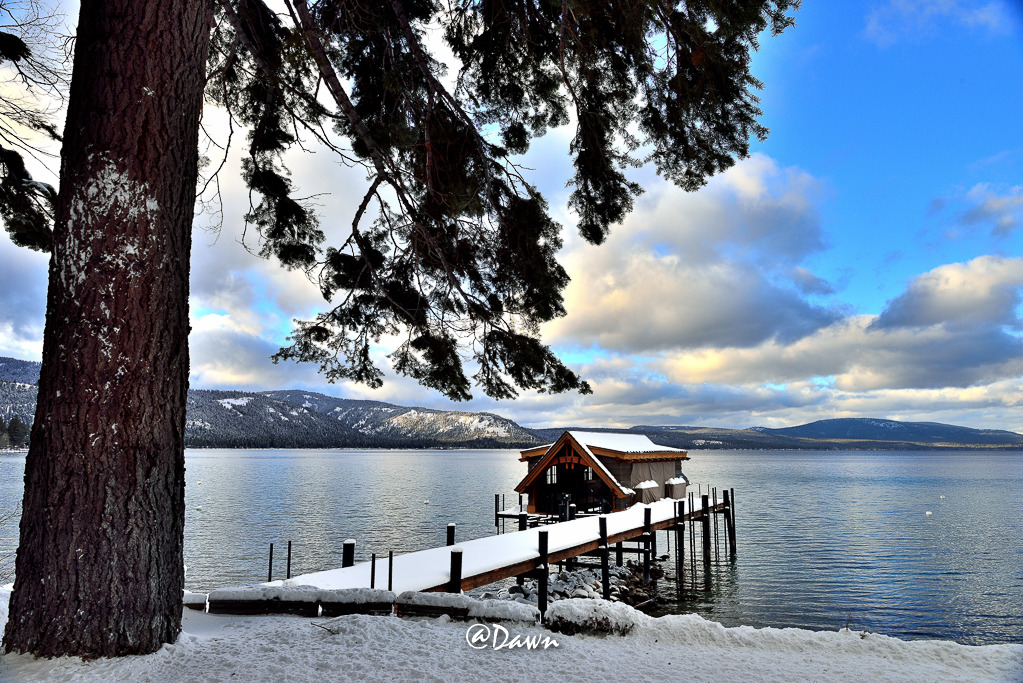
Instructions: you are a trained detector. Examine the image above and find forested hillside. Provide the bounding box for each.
[3,357,1022,450]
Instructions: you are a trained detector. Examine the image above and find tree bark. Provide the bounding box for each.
[3,0,213,657]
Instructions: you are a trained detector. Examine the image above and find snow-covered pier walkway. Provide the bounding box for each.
[268,493,729,595]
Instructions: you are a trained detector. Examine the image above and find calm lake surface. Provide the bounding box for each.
[1,448,1021,646]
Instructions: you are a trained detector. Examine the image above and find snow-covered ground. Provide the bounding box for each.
[1,588,1020,682]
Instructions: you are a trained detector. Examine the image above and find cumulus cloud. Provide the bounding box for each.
[871,255,1023,330]
[0,231,49,359]
[661,312,1023,393]
[864,0,1015,46]
[546,154,839,354]
[789,267,836,296]
[539,255,1023,429]
[955,184,1023,237]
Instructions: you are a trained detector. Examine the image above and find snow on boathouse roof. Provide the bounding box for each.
[521,431,688,460]
[567,430,687,456]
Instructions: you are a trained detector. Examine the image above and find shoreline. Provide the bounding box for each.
[2,587,1021,682]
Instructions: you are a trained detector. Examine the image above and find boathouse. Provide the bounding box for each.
[514,431,689,515]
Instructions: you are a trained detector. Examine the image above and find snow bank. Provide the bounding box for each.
[466,599,539,624]
[396,590,473,610]
[181,590,207,610]
[207,584,323,602]
[545,598,638,635]
[633,479,658,490]
[1,587,1021,682]
[318,588,396,606]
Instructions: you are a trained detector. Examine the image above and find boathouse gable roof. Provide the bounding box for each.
[514,431,630,498]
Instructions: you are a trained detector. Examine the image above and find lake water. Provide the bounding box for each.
[1,448,1021,646]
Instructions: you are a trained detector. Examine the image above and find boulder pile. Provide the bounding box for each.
[478,562,659,608]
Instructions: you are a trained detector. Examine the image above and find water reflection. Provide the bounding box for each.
[182,449,526,589]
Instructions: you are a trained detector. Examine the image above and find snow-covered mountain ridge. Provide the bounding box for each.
[3,357,1023,450]
[184,388,540,448]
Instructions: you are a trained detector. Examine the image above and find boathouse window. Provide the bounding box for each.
[584,467,594,481]
[546,467,557,485]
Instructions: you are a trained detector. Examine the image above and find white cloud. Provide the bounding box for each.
[864,0,1015,46]
[956,183,1023,236]
[0,230,49,358]
[871,255,1023,329]
[545,155,838,353]
[0,320,44,360]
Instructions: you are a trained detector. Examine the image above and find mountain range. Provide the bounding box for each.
[3,356,1022,450]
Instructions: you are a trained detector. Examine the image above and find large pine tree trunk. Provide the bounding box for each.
[3,0,213,657]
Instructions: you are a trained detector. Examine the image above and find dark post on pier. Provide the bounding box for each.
[674,500,684,572]
[448,548,463,593]
[267,542,274,583]
[701,494,712,564]
[642,507,652,585]
[342,539,356,568]
[537,530,549,619]
[599,516,611,600]
[727,488,738,554]
[447,523,456,546]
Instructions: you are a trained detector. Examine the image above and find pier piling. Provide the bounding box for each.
[599,516,611,600]
[713,488,720,561]
[268,542,274,583]
[675,499,684,574]
[538,530,549,619]
[342,539,356,568]
[642,532,651,585]
[728,488,738,552]
[701,494,711,564]
[448,548,463,593]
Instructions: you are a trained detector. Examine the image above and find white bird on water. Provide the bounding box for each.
[424,500,430,505]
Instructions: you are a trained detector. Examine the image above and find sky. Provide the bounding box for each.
[2,1,1023,431]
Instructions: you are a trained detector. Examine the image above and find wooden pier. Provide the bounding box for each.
[263,489,736,595]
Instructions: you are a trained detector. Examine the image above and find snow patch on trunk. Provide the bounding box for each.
[60,153,162,299]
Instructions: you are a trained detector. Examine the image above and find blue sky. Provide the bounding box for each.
[3,1,1023,431]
